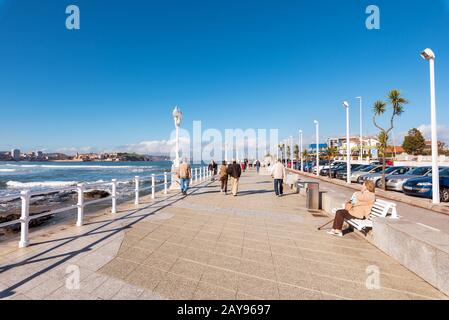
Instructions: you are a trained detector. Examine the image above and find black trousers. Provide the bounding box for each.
[333,209,358,230]
[274,179,283,195]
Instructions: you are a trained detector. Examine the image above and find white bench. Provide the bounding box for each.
[332,199,399,232]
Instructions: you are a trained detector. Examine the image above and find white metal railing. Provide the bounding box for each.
[0,166,211,248]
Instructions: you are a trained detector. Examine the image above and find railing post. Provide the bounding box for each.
[76,183,84,227]
[164,172,168,194]
[151,174,155,199]
[134,176,140,206]
[111,179,117,214]
[19,190,30,248]
[195,167,198,183]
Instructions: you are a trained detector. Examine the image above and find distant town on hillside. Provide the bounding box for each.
[0,149,170,162]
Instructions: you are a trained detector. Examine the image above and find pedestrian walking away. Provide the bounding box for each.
[208,160,218,181]
[271,159,286,197]
[255,160,261,173]
[227,159,242,196]
[219,160,228,194]
[178,158,192,196]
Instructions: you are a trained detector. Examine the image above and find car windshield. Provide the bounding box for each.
[439,167,449,177]
[371,166,384,173]
[409,167,430,176]
[359,165,375,172]
[385,167,398,174]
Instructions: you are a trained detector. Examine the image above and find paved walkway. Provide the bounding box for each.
[0,170,447,300]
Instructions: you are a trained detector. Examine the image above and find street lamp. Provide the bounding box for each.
[299,130,303,172]
[356,96,363,162]
[283,139,287,165]
[314,120,319,176]
[172,106,182,167]
[170,106,183,190]
[289,135,293,169]
[343,101,351,184]
[421,48,440,204]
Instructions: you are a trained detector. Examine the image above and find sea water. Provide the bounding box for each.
[0,161,179,198]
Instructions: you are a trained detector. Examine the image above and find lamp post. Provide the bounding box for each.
[314,120,319,176]
[421,48,440,205]
[289,135,293,169]
[170,106,182,190]
[299,130,303,172]
[343,101,351,184]
[284,139,287,167]
[356,96,363,162]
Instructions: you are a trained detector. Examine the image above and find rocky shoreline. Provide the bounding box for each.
[0,189,110,238]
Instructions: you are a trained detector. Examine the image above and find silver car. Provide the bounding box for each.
[350,165,383,183]
[384,166,431,191]
[361,166,413,188]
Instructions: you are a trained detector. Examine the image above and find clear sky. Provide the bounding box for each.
[0,0,448,154]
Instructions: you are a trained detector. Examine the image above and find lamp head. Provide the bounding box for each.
[314,120,319,125]
[342,101,349,108]
[172,106,182,125]
[421,48,435,61]
[299,130,303,134]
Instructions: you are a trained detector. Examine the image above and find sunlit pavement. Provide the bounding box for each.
[0,170,447,300]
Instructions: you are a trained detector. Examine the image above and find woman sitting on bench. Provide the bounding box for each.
[327,180,376,237]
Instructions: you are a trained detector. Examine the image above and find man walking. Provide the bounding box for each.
[271,159,286,197]
[255,160,261,173]
[178,158,192,195]
[227,159,242,196]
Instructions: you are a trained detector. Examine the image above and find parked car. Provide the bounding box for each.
[335,164,364,180]
[402,167,449,202]
[360,166,414,188]
[384,166,432,191]
[350,165,384,183]
[312,160,329,174]
[320,161,346,177]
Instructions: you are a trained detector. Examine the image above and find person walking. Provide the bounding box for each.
[271,159,286,197]
[255,160,261,173]
[219,160,228,194]
[227,159,242,196]
[208,160,218,181]
[178,158,192,196]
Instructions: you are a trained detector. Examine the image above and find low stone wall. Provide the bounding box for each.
[286,170,449,296]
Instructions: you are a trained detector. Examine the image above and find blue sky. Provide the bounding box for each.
[0,0,448,154]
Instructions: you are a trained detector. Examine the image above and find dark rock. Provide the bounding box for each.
[84,190,110,199]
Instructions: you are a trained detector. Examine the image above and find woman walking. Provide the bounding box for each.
[219,160,228,194]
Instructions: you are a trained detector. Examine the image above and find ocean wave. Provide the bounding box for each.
[0,169,16,172]
[6,181,78,189]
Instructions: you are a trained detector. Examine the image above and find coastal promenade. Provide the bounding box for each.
[0,170,447,300]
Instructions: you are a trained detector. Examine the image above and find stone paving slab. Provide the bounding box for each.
[0,170,447,300]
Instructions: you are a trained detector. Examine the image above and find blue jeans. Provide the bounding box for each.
[274,179,283,195]
[256,166,260,173]
[180,178,190,193]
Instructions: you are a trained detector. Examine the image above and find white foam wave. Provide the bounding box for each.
[6,181,78,189]
[0,169,16,172]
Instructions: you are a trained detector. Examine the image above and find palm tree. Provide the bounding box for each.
[326,146,338,178]
[372,89,408,190]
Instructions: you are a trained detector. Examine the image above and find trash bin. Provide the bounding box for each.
[306,182,320,211]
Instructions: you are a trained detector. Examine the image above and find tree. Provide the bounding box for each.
[326,146,338,178]
[294,144,299,159]
[402,128,426,155]
[372,89,408,190]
